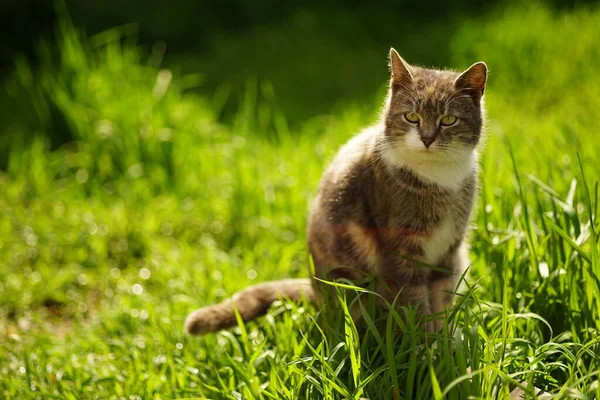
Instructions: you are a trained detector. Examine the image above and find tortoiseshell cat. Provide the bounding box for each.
[185,48,487,335]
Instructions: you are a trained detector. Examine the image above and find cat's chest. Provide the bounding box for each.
[369,174,471,264]
[419,216,459,264]
[379,195,462,264]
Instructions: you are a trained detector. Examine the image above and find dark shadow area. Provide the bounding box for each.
[1,0,598,125]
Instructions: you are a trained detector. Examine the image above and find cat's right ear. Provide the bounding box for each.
[455,62,487,99]
[389,48,413,91]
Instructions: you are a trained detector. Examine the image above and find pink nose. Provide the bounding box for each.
[421,138,435,148]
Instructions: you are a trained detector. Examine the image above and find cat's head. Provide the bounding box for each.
[380,48,487,188]
[378,49,487,189]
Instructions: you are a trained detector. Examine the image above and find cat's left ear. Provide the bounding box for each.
[455,62,487,99]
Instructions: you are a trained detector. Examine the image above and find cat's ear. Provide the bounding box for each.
[389,48,413,90]
[455,62,487,99]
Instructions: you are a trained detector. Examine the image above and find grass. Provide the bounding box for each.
[1,2,600,399]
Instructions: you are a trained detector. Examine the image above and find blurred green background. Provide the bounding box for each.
[0,0,595,125]
[1,0,600,398]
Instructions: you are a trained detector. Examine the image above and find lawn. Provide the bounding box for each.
[1,3,599,399]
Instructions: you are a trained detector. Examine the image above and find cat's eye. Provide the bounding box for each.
[440,114,457,126]
[404,112,420,124]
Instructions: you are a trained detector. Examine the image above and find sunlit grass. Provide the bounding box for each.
[1,2,600,399]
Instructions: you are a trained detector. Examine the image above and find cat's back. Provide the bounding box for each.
[323,125,379,186]
[311,125,380,220]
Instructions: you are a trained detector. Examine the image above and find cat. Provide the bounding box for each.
[184,48,487,335]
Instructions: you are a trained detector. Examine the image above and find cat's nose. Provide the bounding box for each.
[421,137,435,148]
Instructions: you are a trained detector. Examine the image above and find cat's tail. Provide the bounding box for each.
[184,278,315,335]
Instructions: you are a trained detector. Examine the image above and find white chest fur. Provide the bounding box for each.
[381,127,478,191]
[421,216,457,265]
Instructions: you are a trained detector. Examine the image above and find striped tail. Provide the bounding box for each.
[184,278,315,335]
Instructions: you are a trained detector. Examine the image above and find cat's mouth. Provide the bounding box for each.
[417,145,443,154]
[413,145,459,162]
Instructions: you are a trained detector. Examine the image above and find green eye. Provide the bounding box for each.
[440,114,457,126]
[404,112,420,124]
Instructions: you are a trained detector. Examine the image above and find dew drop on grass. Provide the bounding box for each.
[212,270,222,281]
[77,274,88,285]
[87,222,98,235]
[130,309,139,318]
[78,303,88,313]
[31,271,41,284]
[247,269,257,280]
[132,284,143,295]
[110,268,121,279]
[210,220,223,234]
[25,231,37,247]
[76,169,89,184]
[19,367,25,374]
[153,355,167,364]
[128,163,144,179]
[139,268,151,280]
[539,262,549,278]
[176,343,183,350]
[96,120,113,137]
[18,318,30,331]
[140,310,148,320]
[117,279,128,291]
[27,247,38,259]
[485,204,493,213]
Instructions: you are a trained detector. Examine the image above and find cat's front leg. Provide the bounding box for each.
[428,241,469,331]
[428,277,456,331]
[402,284,435,333]
[376,278,434,332]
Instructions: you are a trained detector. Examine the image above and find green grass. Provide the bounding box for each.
[1,3,600,399]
